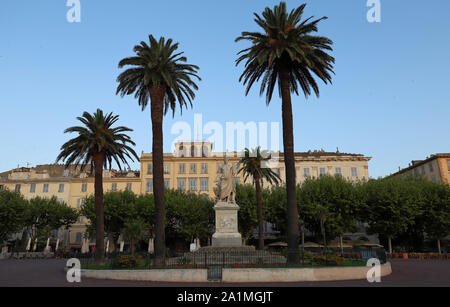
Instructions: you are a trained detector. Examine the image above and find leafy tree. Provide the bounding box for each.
[166,190,214,246]
[116,35,200,266]
[235,184,259,244]
[298,176,360,253]
[422,181,450,254]
[363,177,423,253]
[81,190,138,251]
[238,147,280,249]
[0,190,27,243]
[263,185,287,237]
[23,197,78,249]
[57,109,139,264]
[235,2,334,263]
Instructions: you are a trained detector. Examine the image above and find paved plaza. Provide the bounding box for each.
[0,259,448,287]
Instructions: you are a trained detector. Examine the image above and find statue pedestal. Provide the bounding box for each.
[212,202,242,247]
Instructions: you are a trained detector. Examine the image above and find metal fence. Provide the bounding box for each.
[69,247,387,269]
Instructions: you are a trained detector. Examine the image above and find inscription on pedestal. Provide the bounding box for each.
[212,201,242,247]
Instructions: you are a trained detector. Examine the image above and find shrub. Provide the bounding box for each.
[110,255,140,269]
[311,254,344,266]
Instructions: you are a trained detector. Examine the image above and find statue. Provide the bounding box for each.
[214,156,238,203]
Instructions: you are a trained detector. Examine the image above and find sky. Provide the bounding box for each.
[1,0,449,178]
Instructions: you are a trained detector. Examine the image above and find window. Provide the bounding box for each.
[429,163,434,172]
[81,183,87,192]
[190,163,197,174]
[146,179,153,192]
[189,178,197,191]
[126,183,132,191]
[235,178,241,185]
[75,232,82,243]
[319,168,326,176]
[202,146,209,157]
[179,145,185,157]
[351,167,358,177]
[164,179,170,189]
[304,168,310,177]
[15,184,21,192]
[43,184,49,193]
[164,164,170,174]
[30,183,36,193]
[177,178,186,190]
[76,198,85,208]
[448,160,450,170]
[0,185,3,191]
[414,168,419,176]
[335,167,342,176]
[421,166,425,175]
[63,170,69,177]
[432,176,436,182]
[178,163,186,174]
[111,183,117,191]
[201,163,208,174]
[57,198,64,204]
[58,184,65,193]
[217,163,221,174]
[200,178,208,191]
[147,164,153,175]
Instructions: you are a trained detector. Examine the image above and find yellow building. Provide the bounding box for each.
[140,142,244,198]
[140,142,371,198]
[392,153,450,184]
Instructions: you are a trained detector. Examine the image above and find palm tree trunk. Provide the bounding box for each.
[93,153,105,265]
[437,239,441,254]
[388,237,392,254]
[255,176,264,250]
[280,65,299,264]
[150,85,166,266]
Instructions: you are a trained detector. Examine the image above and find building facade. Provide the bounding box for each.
[392,153,450,184]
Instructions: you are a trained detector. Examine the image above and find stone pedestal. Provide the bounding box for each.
[212,202,242,247]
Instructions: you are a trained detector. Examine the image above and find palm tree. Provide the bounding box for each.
[116,35,200,265]
[56,109,139,264]
[238,147,280,250]
[235,2,334,264]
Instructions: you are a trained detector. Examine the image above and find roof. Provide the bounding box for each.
[392,153,450,176]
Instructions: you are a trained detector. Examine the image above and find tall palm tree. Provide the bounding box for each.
[116,35,200,265]
[235,2,334,264]
[238,147,280,250]
[56,109,139,264]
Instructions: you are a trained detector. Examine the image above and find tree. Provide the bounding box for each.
[22,197,78,251]
[116,35,200,266]
[123,219,148,254]
[0,190,27,244]
[422,181,450,254]
[363,177,422,254]
[298,176,360,254]
[166,190,214,246]
[235,184,259,244]
[81,190,138,252]
[263,185,287,237]
[56,109,139,264]
[235,2,334,263]
[238,147,280,249]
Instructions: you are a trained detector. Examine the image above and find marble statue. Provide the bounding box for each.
[214,156,238,203]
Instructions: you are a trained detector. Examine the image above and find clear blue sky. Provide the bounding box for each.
[1,0,449,178]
